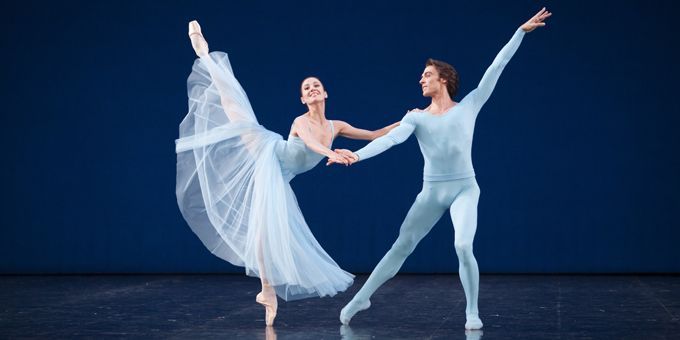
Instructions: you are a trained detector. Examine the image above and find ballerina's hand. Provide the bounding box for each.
[520,7,552,33]
[335,149,359,165]
[327,152,350,166]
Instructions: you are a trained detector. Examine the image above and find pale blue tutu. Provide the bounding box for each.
[175,52,353,301]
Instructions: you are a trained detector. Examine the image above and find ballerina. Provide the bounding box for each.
[175,20,399,326]
[328,8,551,329]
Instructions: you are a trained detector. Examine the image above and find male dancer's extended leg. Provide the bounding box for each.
[449,179,482,329]
[340,185,448,324]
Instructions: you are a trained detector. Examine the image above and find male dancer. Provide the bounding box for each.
[328,8,551,329]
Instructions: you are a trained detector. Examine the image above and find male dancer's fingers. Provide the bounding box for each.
[536,7,546,17]
[336,149,358,164]
[348,151,358,160]
[531,8,546,22]
[336,149,353,158]
[336,155,350,165]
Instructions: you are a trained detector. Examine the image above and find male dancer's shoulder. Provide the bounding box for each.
[456,90,486,115]
[400,111,420,128]
[403,109,425,121]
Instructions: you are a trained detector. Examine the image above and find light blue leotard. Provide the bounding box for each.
[276,121,335,182]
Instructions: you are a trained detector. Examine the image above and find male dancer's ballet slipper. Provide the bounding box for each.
[465,314,483,330]
[256,287,278,326]
[339,299,370,325]
[188,20,209,57]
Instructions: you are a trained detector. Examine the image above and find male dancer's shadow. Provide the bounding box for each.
[340,325,483,339]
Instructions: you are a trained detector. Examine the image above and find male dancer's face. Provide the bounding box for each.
[419,65,447,98]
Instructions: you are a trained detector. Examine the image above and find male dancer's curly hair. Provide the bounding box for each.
[426,58,459,98]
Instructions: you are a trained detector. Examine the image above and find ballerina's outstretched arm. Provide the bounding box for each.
[327,116,416,166]
[333,120,401,141]
[292,117,353,166]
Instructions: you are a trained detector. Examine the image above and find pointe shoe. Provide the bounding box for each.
[465,314,483,330]
[256,291,278,326]
[188,20,209,57]
[339,299,370,325]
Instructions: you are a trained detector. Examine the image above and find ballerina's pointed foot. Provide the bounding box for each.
[188,20,202,36]
[465,314,483,330]
[187,20,209,57]
[256,291,278,326]
[339,299,370,325]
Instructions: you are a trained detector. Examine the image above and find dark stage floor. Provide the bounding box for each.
[1,275,679,339]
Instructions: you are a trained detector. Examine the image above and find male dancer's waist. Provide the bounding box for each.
[423,169,476,182]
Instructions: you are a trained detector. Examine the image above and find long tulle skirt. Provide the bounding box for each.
[175,52,353,301]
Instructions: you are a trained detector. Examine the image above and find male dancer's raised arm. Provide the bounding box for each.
[469,8,551,109]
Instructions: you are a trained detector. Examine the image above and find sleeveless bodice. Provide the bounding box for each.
[275,120,334,181]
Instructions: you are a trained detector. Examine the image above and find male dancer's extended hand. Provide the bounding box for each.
[327,151,353,166]
[520,7,552,32]
[327,149,359,166]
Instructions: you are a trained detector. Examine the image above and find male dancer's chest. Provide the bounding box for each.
[415,110,475,147]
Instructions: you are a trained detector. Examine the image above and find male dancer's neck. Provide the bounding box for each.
[428,91,456,115]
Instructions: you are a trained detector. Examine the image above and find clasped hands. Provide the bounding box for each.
[326,149,359,166]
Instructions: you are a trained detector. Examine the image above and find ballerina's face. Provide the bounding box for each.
[419,65,447,97]
[300,77,328,105]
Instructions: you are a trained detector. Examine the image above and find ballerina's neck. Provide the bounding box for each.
[305,102,327,123]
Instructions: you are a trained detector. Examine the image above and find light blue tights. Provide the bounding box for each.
[341,177,483,329]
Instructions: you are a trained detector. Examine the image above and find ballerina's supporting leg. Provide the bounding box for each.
[256,236,278,326]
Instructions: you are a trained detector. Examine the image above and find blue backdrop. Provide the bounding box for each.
[2,1,679,274]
